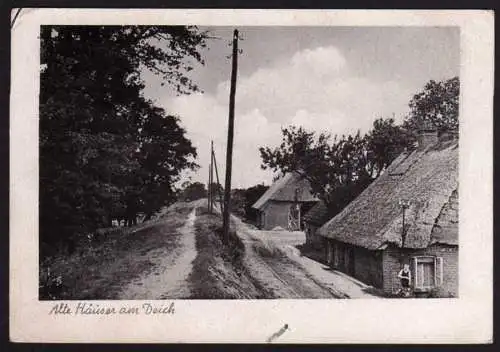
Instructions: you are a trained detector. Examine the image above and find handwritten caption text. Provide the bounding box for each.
[49,302,175,316]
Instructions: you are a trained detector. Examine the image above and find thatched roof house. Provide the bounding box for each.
[252,171,318,230]
[318,128,458,297]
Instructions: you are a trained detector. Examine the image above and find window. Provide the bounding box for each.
[412,256,443,291]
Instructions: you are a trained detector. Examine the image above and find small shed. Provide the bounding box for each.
[252,171,319,230]
[318,128,459,297]
[303,200,331,249]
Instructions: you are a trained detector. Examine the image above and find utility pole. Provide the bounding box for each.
[208,141,213,213]
[210,140,214,213]
[212,148,224,216]
[222,29,239,245]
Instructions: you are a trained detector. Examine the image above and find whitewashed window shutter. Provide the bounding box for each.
[435,257,444,286]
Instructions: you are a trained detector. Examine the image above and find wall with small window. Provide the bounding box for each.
[412,256,443,293]
[383,244,458,297]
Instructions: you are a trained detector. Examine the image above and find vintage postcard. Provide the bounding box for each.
[10,9,493,343]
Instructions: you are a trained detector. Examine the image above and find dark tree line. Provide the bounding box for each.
[178,181,207,201]
[259,76,459,216]
[40,26,208,255]
[243,184,269,222]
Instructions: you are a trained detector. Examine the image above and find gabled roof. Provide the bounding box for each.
[317,138,459,250]
[252,171,318,210]
[303,200,331,227]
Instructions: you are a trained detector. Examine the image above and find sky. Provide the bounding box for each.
[141,26,460,189]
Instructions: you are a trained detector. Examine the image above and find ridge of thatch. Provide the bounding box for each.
[252,171,318,210]
[317,139,458,250]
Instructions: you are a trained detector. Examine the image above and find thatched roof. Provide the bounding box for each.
[303,200,331,226]
[252,171,318,210]
[317,138,458,249]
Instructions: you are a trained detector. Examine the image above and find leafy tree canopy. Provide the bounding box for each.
[40,25,208,254]
[259,76,459,217]
[404,76,459,132]
[243,184,269,222]
[179,182,207,201]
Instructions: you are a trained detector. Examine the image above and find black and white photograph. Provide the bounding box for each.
[38,24,460,301]
[10,9,492,343]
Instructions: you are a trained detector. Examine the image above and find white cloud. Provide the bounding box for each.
[156,45,413,188]
[166,94,281,188]
[291,46,346,76]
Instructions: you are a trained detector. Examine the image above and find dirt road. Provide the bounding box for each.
[47,199,366,300]
[98,199,373,300]
[230,215,342,298]
[118,201,200,299]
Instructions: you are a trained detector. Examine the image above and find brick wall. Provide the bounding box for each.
[382,244,458,297]
[383,246,405,294]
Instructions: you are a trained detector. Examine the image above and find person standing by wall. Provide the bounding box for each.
[397,264,412,297]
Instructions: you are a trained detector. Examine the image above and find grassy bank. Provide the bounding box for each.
[39,203,194,300]
[188,207,265,299]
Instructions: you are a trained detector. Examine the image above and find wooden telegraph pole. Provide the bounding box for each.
[222,29,239,244]
[208,140,213,213]
[210,140,214,213]
[212,148,224,216]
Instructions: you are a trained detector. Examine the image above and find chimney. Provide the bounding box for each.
[417,120,438,149]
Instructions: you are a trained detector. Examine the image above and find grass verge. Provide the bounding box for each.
[39,204,194,300]
[188,207,264,299]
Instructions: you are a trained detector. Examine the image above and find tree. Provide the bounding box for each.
[134,103,198,220]
[260,127,366,212]
[404,77,459,132]
[259,126,332,196]
[40,25,207,254]
[243,184,269,222]
[180,182,207,201]
[208,182,224,196]
[230,189,247,218]
[258,77,459,222]
[364,117,413,177]
[259,122,410,216]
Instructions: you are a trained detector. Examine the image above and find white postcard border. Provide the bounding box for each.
[10,9,493,343]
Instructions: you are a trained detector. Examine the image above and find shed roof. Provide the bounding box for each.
[317,138,458,250]
[252,171,318,210]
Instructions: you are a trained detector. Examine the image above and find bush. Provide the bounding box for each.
[39,265,65,300]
